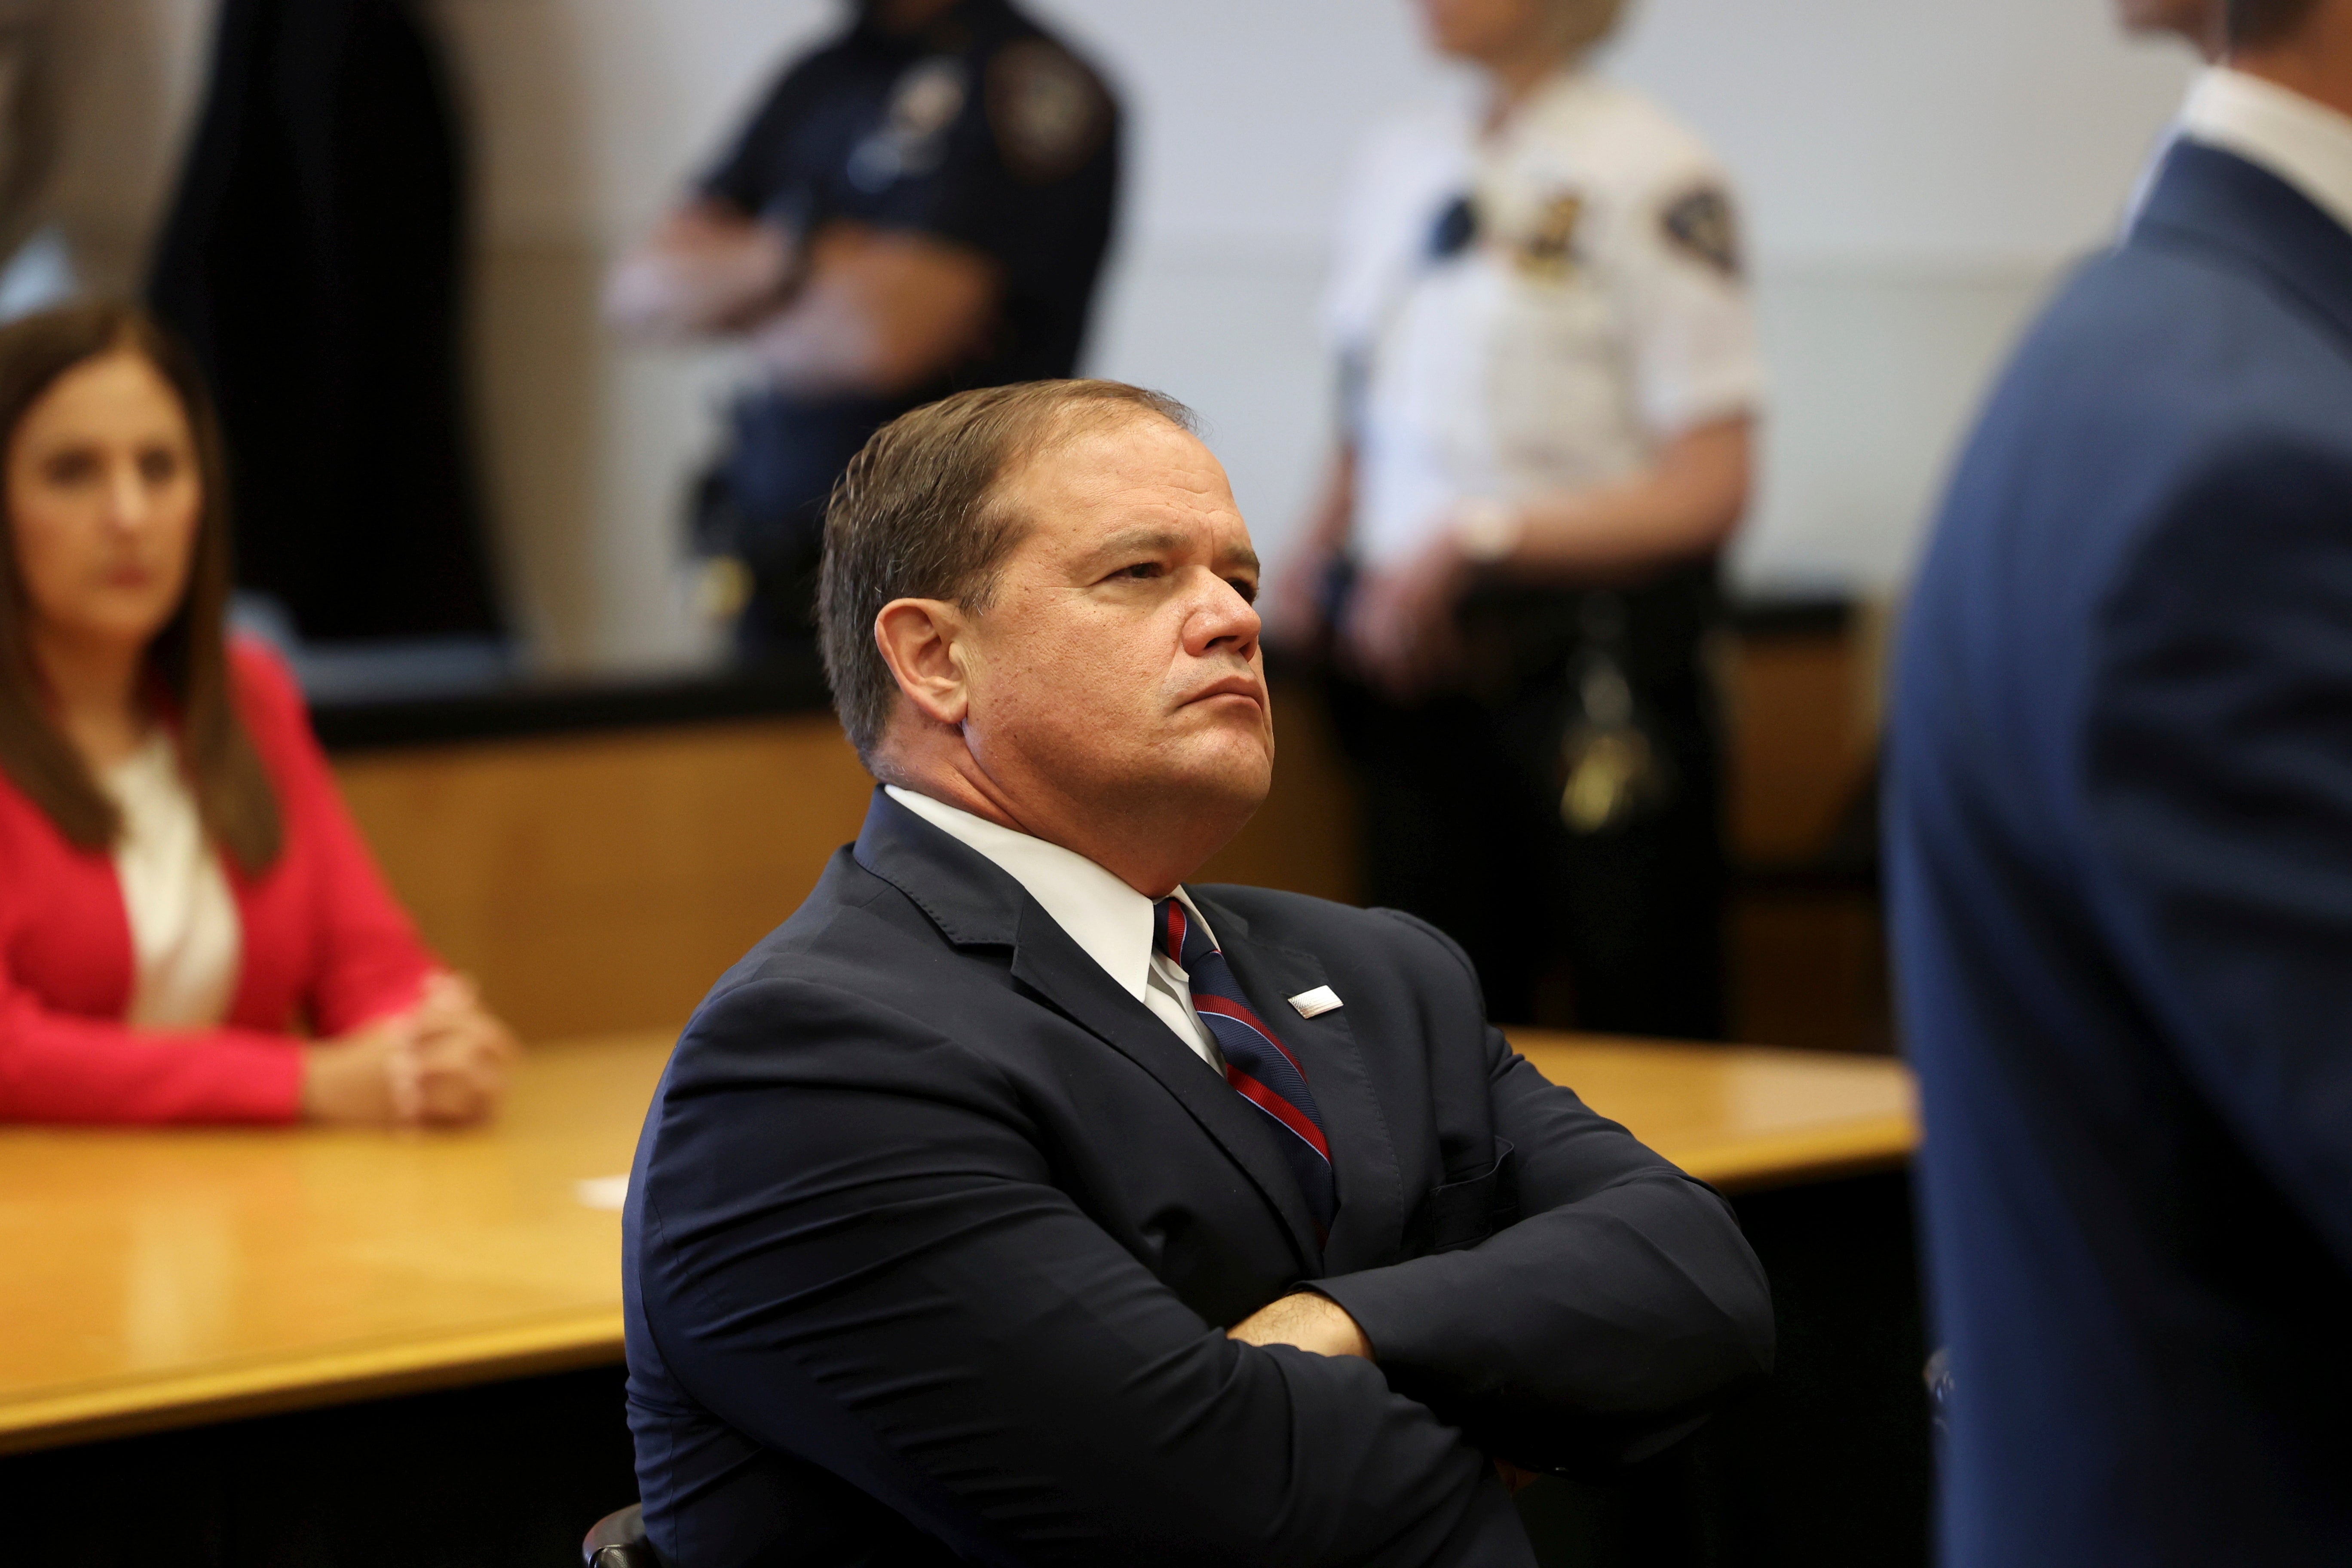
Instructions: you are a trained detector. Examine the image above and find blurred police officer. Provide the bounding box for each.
[1273,0,1761,1035]
[607,0,1119,658]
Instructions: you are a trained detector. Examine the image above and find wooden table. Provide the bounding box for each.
[1506,1032,1917,1192]
[0,1031,1914,1457]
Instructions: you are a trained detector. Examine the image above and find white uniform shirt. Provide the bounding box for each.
[100,732,242,1029]
[1327,70,1766,570]
[884,786,1225,1069]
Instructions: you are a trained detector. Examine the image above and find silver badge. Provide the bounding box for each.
[849,56,969,193]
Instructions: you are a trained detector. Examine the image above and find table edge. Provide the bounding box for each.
[0,1310,625,1456]
[1671,1114,1918,1194]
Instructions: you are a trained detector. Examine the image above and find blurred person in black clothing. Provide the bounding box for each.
[149,0,502,645]
[607,0,1121,661]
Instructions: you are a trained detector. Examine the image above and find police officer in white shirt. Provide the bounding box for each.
[1271,0,1762,1035]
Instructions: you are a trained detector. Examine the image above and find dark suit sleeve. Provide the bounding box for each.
[2085,433,2352,1267]
[1310,913,1775,1468]
[636,974,1535,1567]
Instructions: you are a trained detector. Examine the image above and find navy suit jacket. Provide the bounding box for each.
[1890,141,2352,1566]
[624,790,1771,1566]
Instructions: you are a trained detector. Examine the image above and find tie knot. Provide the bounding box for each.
[1152,896,1197,966]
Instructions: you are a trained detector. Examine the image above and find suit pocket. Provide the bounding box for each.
[1417,1139,1519,1255]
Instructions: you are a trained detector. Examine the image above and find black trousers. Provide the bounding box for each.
[1322,571,1726,1038]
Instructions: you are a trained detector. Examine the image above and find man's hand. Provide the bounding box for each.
[1227,1292,1374,1360]
[1228,1297,1535,1491]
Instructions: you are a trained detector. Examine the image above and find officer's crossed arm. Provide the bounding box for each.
[604,199,797,341]
[745,220,1001,398]
[606,199,1001,399]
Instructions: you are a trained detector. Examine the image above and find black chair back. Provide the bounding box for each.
[583,1502,657,1568]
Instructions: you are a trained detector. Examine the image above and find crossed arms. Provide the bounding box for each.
[603,199,998,398]
[635,947,1772,1566]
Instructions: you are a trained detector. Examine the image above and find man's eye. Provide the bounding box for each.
[1228,577,1259,604]
[1115,561,1164,581]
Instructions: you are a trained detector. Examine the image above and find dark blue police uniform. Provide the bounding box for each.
[692,0,1120,655]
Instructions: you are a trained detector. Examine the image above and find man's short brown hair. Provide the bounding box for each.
[818,379,1198,764]
[2228,0,2323,44]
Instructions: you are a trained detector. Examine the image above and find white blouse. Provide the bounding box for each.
[100,732,242,1029]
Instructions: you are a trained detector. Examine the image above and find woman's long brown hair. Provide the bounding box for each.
[0,301,282,874]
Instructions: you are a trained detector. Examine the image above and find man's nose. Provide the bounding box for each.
[1185,572,1262,655]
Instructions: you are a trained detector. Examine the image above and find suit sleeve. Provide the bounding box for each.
[2083,433,2352,1267]
[635,975,1537,1568]
[232,643,438,1036]
[1310,913,1775,1469]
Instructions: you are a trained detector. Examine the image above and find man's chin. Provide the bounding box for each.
[1167,740,1274,819]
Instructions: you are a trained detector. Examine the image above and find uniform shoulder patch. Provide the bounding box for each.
[986,38,1110,185]
[1662,184,1742,279]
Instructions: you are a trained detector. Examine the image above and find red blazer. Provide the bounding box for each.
[0,640,438,1123]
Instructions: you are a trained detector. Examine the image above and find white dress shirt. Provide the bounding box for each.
[884,786,1225,1070]
[2178,66,2352,236]
[101,732,242,1028]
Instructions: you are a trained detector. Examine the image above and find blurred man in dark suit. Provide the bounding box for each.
[1889,1,2352,1562]
[623,380,1771,1565]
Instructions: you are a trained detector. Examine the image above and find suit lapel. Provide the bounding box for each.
[2136,140,2352,358]
[854,790,1324,1270]
[1196,896,1407,1279]
[1006,910,1324,1270]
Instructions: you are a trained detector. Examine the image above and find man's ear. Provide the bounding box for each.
[873,598,973,727]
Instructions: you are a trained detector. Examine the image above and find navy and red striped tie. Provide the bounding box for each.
[1153,897,1336,1233]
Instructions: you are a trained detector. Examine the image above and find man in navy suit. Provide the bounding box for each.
[1888,1,2352,1561]
[623,378,1772,1565]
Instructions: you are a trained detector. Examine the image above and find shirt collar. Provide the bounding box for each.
[882,785,1216,1002]
[2179,67,2352,237]
[1470,64,1596,147]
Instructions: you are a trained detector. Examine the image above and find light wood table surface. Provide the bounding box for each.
[0,1030,1914,1457]
[1507,1031,1918,1193]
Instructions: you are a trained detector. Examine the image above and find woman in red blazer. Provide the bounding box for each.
[0,302,515,1124]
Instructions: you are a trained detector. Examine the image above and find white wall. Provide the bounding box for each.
[44,0,2198,668]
